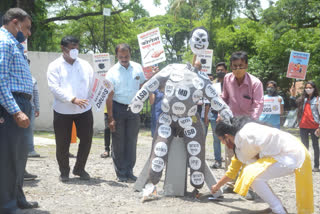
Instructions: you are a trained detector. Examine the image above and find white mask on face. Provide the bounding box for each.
[305,88,314,95]
[69,49,79,60]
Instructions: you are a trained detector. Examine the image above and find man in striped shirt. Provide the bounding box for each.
[0,8,39,213]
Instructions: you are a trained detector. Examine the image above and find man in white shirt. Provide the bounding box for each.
[47,36,94,182]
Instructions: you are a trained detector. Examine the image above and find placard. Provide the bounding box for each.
[92,53,111,77]
[286,51,310,80]
[137,27,166,67]
[88,73,113,111]
[196,49,213,74]
[262,97,280,114]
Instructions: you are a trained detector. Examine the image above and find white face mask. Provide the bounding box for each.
[305,88,314,95]
[69,49,79,60]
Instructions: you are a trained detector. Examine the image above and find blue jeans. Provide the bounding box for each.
[26,108,35,153]
[202,118,222,163]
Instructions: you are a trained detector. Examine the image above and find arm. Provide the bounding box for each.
[33,79,40,117]
[211,156,242,194]
[204,104,210,126]
[149,93,155,105]
[251,81,264,120]
[0,42,21,114]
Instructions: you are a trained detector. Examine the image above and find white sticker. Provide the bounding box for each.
[192,90,203,103]
[158,113,172,125]
[146,79,160,92]
[154,142,168,157]
[172,102,186,115]
[189,156,202,170]
[220,108,233,121]
[161,99,170,112]
[136,88,149,102]
[151,157,165,172]
[165,81,175,97]
[211,97,224,111]
[192,77,205,90]
[158,125,172,138]
[191,171,204,185]
[172,115,178,122]
[188,105,198,116]
[187,141,201,156]
[161,65,175,77]
[184,126,197,138]
[205,84,218,98]
[130,100,144,114]
[170,70,184,82]
[198,71,209,80]
[178,117,192,128]
[175,85,190,101]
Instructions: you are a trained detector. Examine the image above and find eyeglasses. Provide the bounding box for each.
[231,66,246,70]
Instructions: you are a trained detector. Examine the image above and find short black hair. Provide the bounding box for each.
[115,43,131,55]
[216,62,227,70]
[2,8,31,25]
[266,80,277,88]
[230,51,248,65]
[60,36,79,47]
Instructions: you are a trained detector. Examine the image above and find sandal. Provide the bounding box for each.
[100,151,110,158]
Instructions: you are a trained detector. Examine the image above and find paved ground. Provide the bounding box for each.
[22,129,320,214]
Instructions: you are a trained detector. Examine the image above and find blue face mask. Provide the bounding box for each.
[15,24,26,43]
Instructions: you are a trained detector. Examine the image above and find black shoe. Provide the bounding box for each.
[24,171,37,181]
[210,161,222,169]
[222,185,234,193]
[59,174,69,182]
[244,190,256,200]
[117,177,128,183]
[127,174,137,182]
[73,169,90,180]
[69,152,76,158]
[100,151,110,158]
[17,201,39,209]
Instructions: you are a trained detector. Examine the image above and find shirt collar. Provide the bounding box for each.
[231,72,249,86]
[117,61,132,70]
[0,27,24,49]
[60,55,79,65]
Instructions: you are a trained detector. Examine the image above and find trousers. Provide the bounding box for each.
[0,94,32,213]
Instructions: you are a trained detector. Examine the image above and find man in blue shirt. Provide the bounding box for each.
[0,8,39,213]
[106,44,146,182]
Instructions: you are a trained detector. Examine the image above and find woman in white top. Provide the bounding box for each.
[211,117,313,214]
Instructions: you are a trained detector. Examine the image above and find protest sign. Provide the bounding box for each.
[92,53,111,77]
[88,73,113,111]
[286,51,310,80]
[143,66,153,80]
[138,27,166,67]
[262,97,280,114]
[196,49,213,74]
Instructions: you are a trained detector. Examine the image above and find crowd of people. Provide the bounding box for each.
[0,7,317,214]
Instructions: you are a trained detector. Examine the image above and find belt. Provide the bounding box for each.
[113,101,129,107]
[12,92,32,101]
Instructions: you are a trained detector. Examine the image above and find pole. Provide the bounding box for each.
[103,15,106,53]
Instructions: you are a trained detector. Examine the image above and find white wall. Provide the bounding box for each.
[28,51,114,133]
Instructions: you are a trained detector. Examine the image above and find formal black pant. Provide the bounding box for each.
[104,113,111,152]
[112,101,140,178]
[53,109,93,176]
[300,128,319,168]
[0,94,31,213]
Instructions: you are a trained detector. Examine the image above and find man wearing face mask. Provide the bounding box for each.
[220,51,263,197]
[204,62,228,169]
[0,8,40,213]
[47,36,94,182]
